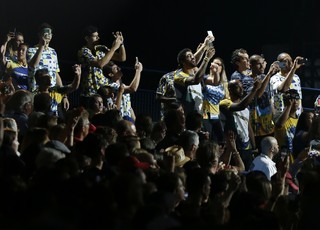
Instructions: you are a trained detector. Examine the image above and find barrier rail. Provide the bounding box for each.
[68,86,319,122]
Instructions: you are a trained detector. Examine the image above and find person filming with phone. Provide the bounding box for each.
[1,28,24,63]
[27,23,72,111]
[77,25,126,108]
[27,23,62,89]
[270,53,306,121]
[102,57,143,122]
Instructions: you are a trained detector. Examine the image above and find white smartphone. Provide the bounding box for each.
[207,30,213,36]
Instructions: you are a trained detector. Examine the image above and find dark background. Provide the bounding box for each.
[1,0,319,95]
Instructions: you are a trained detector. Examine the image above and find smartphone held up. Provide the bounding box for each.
[207,30,215,47]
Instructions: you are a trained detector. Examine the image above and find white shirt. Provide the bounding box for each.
[270,73,302,117]
[188,83,203,113]
[249,154,277,180]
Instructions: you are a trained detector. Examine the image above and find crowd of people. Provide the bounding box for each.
[0,23,320,229]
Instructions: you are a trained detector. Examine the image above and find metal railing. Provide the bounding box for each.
[301,87,320,111]
[68,86,320,122]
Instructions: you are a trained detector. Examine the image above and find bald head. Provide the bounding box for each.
[277,52,291,62]
[261,136,279,157]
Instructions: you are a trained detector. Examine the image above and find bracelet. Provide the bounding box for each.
[203,57,209,62]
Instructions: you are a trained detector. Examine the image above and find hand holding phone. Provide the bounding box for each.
[207,30,215,46]
[8,28,16,39]
[135,56,141,70]
[298,57,308,65]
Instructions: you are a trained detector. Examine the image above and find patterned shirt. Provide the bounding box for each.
[270,73,302,117]
[156,70,177,119]
[232,70,275,136]
[230,70,252,92]
[27,46,60,89]
[242,74,274,136]
[220,98,251,150]
[274,116,298,154]
[78,46,109,97]
[202,80,225,120]
[5,61,29,90]
[174,69,203,114]
[33,86,68,116]
[108,81,132,119]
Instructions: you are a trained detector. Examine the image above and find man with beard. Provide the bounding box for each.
[156,35,215,120]
[78,25,126,107]
[173,47,215,115]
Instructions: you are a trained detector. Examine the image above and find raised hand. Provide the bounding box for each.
[134,57,143,72]
[268,61,280,75]
[6,31,15,42]
[204,33,215,48]
[205,46,216,60]
[252,77,262,91]
[73,64,81,76]
[210,62,219,74]
[112,31,123,49]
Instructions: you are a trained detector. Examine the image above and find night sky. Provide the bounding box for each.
[1,0,319,91]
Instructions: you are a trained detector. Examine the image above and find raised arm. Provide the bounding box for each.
[65,64,82,93]
[89,34,122,69]
[256,61,279,98]
[124,58,143,93]
[194,35,214,64]
[28,36,47,69]
[222,130,245,173]
[275,100,293,128]
[115,83,124,110]
[229,78,262,111]
[0,32,15,67]
[185,47,215,85]
[0,43,6,68]
[277,57,304,93]
[110,31,126,62]
[204,62,220,86]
